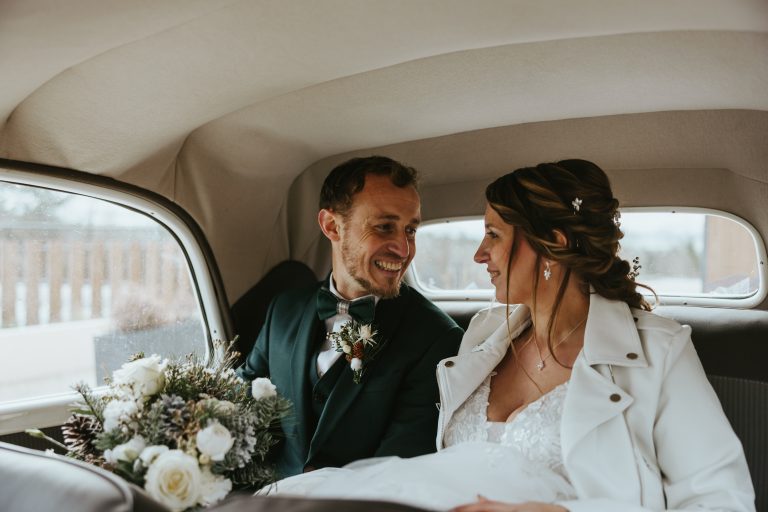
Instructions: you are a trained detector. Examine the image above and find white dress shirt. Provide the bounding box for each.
[316,275,379,377]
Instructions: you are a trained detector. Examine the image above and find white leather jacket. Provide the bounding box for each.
[436,293,755,512]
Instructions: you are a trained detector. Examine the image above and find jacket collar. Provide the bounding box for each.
[439,293,646,421]
[581,292,648,368]
[560,292,646,496]
[460,293,647,368]
[438,304,529,429]
[459,303,530,356]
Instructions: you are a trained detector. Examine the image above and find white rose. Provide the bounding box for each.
[342,343,352,354]
[196,420,234,462]
[106,436,146,464]
[112,355,166,398]
[359,324,373,340]
[350,358,363,371]
[199,468,232,506]
[144,450,201,511]
[251,377,277,400]
[139,445,169,466]
[103,399,138,432]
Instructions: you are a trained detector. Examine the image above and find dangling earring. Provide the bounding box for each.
[543,261,552,281]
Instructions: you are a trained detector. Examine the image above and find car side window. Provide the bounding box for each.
[412,209,766,307]
[0,181,207,404]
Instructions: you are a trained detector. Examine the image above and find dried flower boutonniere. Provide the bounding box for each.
[328,320,382,384]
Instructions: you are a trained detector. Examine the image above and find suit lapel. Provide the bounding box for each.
[290,294,322,455]
[306,289,407,462]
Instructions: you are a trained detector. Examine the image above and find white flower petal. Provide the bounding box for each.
[111,355,167,398]
[139,445,169,466]
[251,378,277,400]
[199,468,232,506]
[196,421,234,462]
[144,450,201,511]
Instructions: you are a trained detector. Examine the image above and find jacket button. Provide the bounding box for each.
[626,352,638,360]
[313,391,325,403]
[610,393,621,402]
[444,361,455,368]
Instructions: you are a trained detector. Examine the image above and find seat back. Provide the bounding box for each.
[707,376,767,512]
[231,260,317,361]
[0,442,168,512]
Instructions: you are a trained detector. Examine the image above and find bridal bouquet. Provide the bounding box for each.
[30,344,290,511]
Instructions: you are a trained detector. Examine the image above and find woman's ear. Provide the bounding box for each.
[552,229,569,248]
[318,209,341,242]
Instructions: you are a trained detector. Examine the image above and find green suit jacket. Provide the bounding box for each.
[237,280,463,478]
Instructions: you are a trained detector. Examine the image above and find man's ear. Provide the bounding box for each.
[318,209,341,242]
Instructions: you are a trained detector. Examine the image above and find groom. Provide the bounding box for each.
[238,155,463,478]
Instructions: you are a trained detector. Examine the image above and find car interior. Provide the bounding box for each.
[0,1,766,511]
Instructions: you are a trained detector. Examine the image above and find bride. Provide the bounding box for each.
[266,159,754,512]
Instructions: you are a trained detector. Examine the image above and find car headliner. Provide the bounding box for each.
[1,0,767,304]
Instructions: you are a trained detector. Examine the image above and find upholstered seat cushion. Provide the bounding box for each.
[0,442,168,512]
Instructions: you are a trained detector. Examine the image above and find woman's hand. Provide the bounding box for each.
[451,496,568,512]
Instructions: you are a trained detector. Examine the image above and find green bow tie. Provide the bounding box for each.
[316,288,375,324]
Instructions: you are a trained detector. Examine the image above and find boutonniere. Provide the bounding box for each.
[328,320,383,384]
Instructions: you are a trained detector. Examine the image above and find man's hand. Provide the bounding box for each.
[451,495,568,512]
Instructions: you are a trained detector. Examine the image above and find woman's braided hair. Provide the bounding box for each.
[486,159,652,312]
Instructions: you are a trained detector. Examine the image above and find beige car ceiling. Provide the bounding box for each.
[1,0,767,303]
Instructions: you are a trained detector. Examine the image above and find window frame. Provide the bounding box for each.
[408,207,767,308]
[0,159,231,434]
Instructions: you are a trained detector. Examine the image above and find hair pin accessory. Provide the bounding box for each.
[571,197,582,213]
[628,256,642,280]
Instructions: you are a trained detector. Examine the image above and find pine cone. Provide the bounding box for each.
[62,414,101,463]
[145,394,192,444]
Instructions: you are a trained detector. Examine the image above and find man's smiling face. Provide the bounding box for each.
[331,174,421,299]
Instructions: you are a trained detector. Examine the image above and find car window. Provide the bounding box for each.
[412,209,766,306]
[0,181,207,404]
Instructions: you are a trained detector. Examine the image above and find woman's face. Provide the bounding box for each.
[474,204,539,304]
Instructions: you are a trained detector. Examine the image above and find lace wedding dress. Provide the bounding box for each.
[266,375,576,510]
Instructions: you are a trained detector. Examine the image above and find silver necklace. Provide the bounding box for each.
[529,316,587,371]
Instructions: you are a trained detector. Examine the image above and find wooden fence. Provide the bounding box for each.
[0,229,191,328]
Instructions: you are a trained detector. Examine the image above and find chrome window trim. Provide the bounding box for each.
[410,208,767,308]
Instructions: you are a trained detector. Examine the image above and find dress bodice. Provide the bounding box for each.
[269,373,576,508]
[444,375,570,481]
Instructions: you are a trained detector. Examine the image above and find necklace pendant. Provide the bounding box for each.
[536,361,545,371]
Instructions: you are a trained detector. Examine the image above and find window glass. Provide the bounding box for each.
[413,219,489,292]
[0,182,207,403]
[413,211,763,302]
[618,211,760,298]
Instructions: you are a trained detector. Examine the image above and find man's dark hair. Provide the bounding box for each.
[319,155,418,215]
